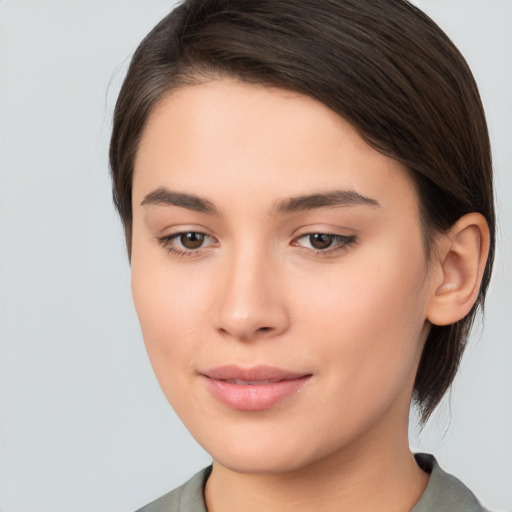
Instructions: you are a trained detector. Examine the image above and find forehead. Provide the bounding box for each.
[133,80,419,215]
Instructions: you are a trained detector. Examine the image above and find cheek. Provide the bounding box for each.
[130,250,211,385]
[293,244,429,400]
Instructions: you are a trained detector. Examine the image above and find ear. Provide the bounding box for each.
[427,213,490,326]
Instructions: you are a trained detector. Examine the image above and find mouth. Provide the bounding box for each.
[222,378,287,385]
[201,365,313,411]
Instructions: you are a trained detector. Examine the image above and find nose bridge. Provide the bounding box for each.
[215,240,288,340]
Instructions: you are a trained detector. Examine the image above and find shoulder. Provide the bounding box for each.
[135,467,211,512]
[412,454,491,512]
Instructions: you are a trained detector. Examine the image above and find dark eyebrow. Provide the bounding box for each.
[141,187,217,214]
[141,187,379,216]
[274,190,380,214]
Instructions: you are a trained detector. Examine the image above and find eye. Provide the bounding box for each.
[293,233,356,254]
[157,231,217,256]
[307,233,336,250]
[178,232,206,249]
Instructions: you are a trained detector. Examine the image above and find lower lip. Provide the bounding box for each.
[202,376,311,411]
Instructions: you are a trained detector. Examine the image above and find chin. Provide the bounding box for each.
[191,421,344,476]
[212,447,319,475]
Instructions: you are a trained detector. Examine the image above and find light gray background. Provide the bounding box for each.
[0,1,510,511]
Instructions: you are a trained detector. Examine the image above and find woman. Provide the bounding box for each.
[110,1,495,510]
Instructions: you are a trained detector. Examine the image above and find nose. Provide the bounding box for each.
[214,247,290,341]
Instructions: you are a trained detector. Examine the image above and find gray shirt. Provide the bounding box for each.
[136,454,489,512]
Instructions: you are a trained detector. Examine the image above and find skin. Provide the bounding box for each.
[130,80,486,512]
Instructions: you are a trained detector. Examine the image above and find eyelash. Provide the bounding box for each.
[292,233,357,256]
[157,232,217,257]
[157,232,357,258]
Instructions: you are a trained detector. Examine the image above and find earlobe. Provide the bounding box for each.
[427,213,490,326]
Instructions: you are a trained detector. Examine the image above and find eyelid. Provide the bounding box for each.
[155,226,356,258]
[157,230,218,257]
[291,232,357,256]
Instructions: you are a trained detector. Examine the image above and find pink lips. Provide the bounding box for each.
[201,365,312,411]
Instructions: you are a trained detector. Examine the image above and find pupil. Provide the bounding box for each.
[310,234,333,249]
[181,232,205,249]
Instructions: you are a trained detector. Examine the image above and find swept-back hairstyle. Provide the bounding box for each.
[110,0,495,422]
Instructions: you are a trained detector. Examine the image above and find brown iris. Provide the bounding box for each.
[180,232,205,249]
[309,234,335,249]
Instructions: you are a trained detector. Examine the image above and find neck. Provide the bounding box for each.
[205,412,429,512]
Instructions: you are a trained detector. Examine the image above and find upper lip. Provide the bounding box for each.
[201,365,311,382]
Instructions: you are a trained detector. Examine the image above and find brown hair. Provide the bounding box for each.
[110,0,495,423]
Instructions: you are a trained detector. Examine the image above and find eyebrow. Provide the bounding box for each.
[141,188,217,214]
[274,190,380,214]
[141,187,380,214]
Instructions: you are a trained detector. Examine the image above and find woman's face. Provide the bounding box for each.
[131,80,435,474]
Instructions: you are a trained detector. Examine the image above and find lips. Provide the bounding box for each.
[223,378,283,385]
[201,365,312,411]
